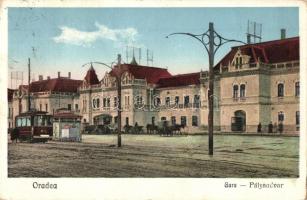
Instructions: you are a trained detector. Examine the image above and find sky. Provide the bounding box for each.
[8,7,298,87]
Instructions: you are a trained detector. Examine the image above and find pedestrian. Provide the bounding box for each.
[268,121,273,133]
[257,123,262,133]
[11,127,19,143]
[278,121,283,134]
[134,122,139,134]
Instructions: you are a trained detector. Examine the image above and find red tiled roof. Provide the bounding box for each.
[7,88,15,102]
[84,66,100,85]
[110,64,172,84]
[157,72,200,88]
[27,78,82,93]
[216,37,299,69]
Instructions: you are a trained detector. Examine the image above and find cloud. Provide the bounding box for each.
[53,22,140,47]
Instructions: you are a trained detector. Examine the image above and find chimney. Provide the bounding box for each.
[47,76,50,80]
[58,71,60,78]
[68,72,71,79]
[281,29,286,39]
[38,75,43,81]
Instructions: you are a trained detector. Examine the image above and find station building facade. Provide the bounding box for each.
[9,37,300,134]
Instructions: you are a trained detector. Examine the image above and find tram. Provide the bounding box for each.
[15,110,53,142]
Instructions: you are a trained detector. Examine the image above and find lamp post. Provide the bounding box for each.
[82,54,123,147]
[167,22,245,155]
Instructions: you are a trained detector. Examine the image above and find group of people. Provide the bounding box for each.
[257,121,284,134]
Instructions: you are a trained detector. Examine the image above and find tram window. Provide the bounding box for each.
[34,115,43,126]
[21,117,29,126]
[18,117,30,127]
[16,118,22,127]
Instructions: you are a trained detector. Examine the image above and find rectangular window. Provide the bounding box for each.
[240,84,246,97]
[114,97,118,108]
[193,95,200,108]
[278,83,284,97]
[45,104,48,112]
[181,116,187,126]
[192,116,198,126]
[165,97,170,106]
[107,98,110,107]
[175,96,179,105]
[295,82,299,97]
[161,117,166,121]
[39,104,42,111]
[278,111,284,121]
[154,97,161,106]
[296,111,300,125]
[125,117,129,125]
[75,104,78,110]
[68,104,71,110]
[233,85,239,98]
[184,96,190,107]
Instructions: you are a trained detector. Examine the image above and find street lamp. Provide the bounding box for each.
[82,54,123,147]
[166,22,245,155]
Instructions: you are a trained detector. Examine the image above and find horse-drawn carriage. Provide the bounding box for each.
[83,114,116,134]
[124,123,144,134]
[146,121,185,136]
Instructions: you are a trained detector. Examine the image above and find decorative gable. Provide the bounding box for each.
[230,49,251,70]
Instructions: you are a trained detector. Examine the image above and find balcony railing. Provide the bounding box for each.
[270,61,299,69]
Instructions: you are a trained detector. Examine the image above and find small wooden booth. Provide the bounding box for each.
[53,110,82,142]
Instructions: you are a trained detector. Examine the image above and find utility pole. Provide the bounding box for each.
[82,54,124,147]
[28,58,31,112]
[208,23,214,155]
[116,54,122,147]
[167,22,245,155]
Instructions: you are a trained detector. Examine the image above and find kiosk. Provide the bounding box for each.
[53,110,82,142]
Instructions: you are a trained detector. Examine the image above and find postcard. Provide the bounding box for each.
[0,0,306,199]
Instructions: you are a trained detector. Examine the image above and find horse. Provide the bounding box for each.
[146,124,158,134]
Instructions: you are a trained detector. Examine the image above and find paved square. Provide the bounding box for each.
[8,134,299,177]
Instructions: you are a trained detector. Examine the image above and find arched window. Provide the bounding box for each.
[278,83,284,97]
[92,99,97,108]
[278,111,284,122]
[92,97,100,109]
[240,84,246,97]
[295,82,299,97]
[96,98,100,108]
[233,85,239,98]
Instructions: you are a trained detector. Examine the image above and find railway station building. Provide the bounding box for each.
[9,36,300,134]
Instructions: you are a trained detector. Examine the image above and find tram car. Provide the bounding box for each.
[14,110,53,142]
